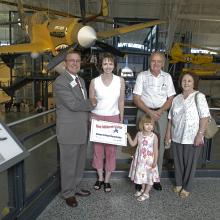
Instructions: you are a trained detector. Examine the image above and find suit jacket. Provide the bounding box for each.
[54,71,93,145]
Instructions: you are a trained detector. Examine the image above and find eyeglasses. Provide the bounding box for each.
[65,59,81,64]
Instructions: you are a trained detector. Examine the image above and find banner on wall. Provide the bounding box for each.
[90,119,127,146]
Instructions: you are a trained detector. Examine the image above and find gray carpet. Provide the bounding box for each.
[37,178,220,220]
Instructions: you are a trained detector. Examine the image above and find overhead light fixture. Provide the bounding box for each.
[121,55,133,78]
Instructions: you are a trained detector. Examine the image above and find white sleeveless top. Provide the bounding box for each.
[92,74,121,116]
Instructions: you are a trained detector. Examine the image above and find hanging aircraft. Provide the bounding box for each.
[169,42,220,76]
[0,0,164,71]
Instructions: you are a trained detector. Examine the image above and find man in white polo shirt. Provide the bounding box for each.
[133,51,176,190]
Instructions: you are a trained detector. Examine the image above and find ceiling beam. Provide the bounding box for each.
[178,14,220,22]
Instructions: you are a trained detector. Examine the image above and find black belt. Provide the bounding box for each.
[149,108,160,111]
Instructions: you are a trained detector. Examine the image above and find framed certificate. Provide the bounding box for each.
[90,119,127,146]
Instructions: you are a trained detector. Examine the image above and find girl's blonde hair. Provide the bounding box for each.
[139,115,154,131]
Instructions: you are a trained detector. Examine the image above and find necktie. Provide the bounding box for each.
[75,77,86,99]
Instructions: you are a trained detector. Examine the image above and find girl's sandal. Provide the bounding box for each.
[173,186,182,193]
[137,193,149,201]
[94,180,104,190]
[104,183,112,193]
[134,189,144,197]
[179,189,190,198]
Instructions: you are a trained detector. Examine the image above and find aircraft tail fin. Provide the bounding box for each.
[100,0,109,17]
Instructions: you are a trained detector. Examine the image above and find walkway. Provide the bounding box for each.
[37,177,220,220]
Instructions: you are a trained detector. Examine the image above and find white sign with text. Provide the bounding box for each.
[0,123,23,165]
[90,119,127,146]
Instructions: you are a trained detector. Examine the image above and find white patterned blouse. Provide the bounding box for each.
[168,91,210,144]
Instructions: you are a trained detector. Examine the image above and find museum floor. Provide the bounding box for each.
[0,110,220,219]
[37,178,220,220]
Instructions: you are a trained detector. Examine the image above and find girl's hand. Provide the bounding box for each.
[151,161,157,168]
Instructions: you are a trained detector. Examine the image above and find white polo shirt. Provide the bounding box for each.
[133,70,176,108]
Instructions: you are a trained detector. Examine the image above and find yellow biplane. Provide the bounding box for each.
[170,42,220,76]
[0,0,164,70]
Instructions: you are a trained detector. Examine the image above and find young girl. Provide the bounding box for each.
[128,115,160,201]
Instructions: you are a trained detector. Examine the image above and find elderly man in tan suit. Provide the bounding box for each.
[54,51,95,208]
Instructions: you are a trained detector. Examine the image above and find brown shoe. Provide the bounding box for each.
[75,189,91,197]
[65,196,78,207]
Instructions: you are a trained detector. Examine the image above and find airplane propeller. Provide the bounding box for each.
[95,41,124,57]
[47,44,78,71]
[47,25,124,71]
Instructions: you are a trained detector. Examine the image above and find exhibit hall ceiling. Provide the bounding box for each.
[0,0,220,51]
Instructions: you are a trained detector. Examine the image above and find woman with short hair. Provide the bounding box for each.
[89,53,125,192]
[165,72,210,198]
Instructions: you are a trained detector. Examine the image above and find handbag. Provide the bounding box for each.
[195,92,219,139]
[204,117,219,139]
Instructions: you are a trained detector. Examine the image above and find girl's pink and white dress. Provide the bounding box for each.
[129,132,160,185]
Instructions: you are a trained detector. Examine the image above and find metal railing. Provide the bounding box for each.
[1,106,220,219]
[1,109,59,220]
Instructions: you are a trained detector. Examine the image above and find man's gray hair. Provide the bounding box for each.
[149,51,166,63]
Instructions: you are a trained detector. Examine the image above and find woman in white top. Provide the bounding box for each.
[165,72,210,198]
[89,53,125,192]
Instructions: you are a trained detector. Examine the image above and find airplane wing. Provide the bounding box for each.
[0,23,53,55]
[0,43,52,54]
[97,20,165,39]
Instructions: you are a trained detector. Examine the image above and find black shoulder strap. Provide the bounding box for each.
[194,91,200,109]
